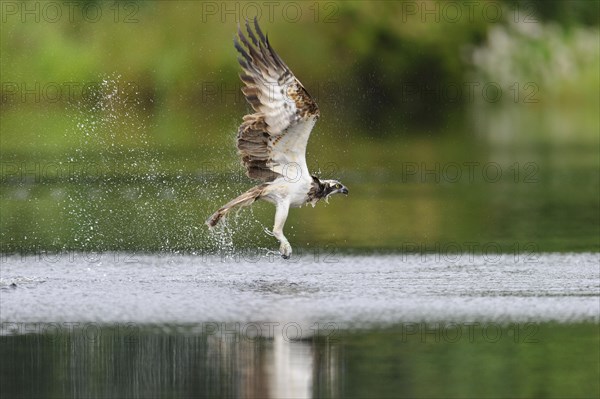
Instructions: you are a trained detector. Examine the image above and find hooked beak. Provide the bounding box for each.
[340,186,349,195]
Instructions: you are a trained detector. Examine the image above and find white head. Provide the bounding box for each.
[321,179,349,197]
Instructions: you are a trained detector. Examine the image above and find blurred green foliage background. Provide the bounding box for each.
[1,0,599,253]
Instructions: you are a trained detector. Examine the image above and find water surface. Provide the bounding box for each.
[1,253,598,324]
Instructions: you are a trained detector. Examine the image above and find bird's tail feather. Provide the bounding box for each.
[206,185,265,227]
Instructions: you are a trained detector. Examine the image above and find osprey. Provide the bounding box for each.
[206,19,348,259]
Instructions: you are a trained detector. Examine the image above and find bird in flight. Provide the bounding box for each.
[206,19,348,259]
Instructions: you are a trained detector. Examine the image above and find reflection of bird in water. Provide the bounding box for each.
[206,19,348,259]
[268,334,313,399]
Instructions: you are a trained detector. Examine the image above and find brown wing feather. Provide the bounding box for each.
[234,18,319,182]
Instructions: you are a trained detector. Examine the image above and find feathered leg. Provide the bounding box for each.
[273,201,292,259]
[206,185,265,227]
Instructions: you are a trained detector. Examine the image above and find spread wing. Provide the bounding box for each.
[234,18,320,182]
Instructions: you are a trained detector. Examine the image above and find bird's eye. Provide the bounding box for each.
[335,183,341,189]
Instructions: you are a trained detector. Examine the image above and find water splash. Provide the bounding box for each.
[66,74,154,251]
[205,205,276,259]
[64,74,275,254]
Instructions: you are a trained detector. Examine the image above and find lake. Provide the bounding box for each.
[1,253,599,398]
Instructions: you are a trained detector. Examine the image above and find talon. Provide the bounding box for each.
[279,241,292,259]
[264,227,275,237]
